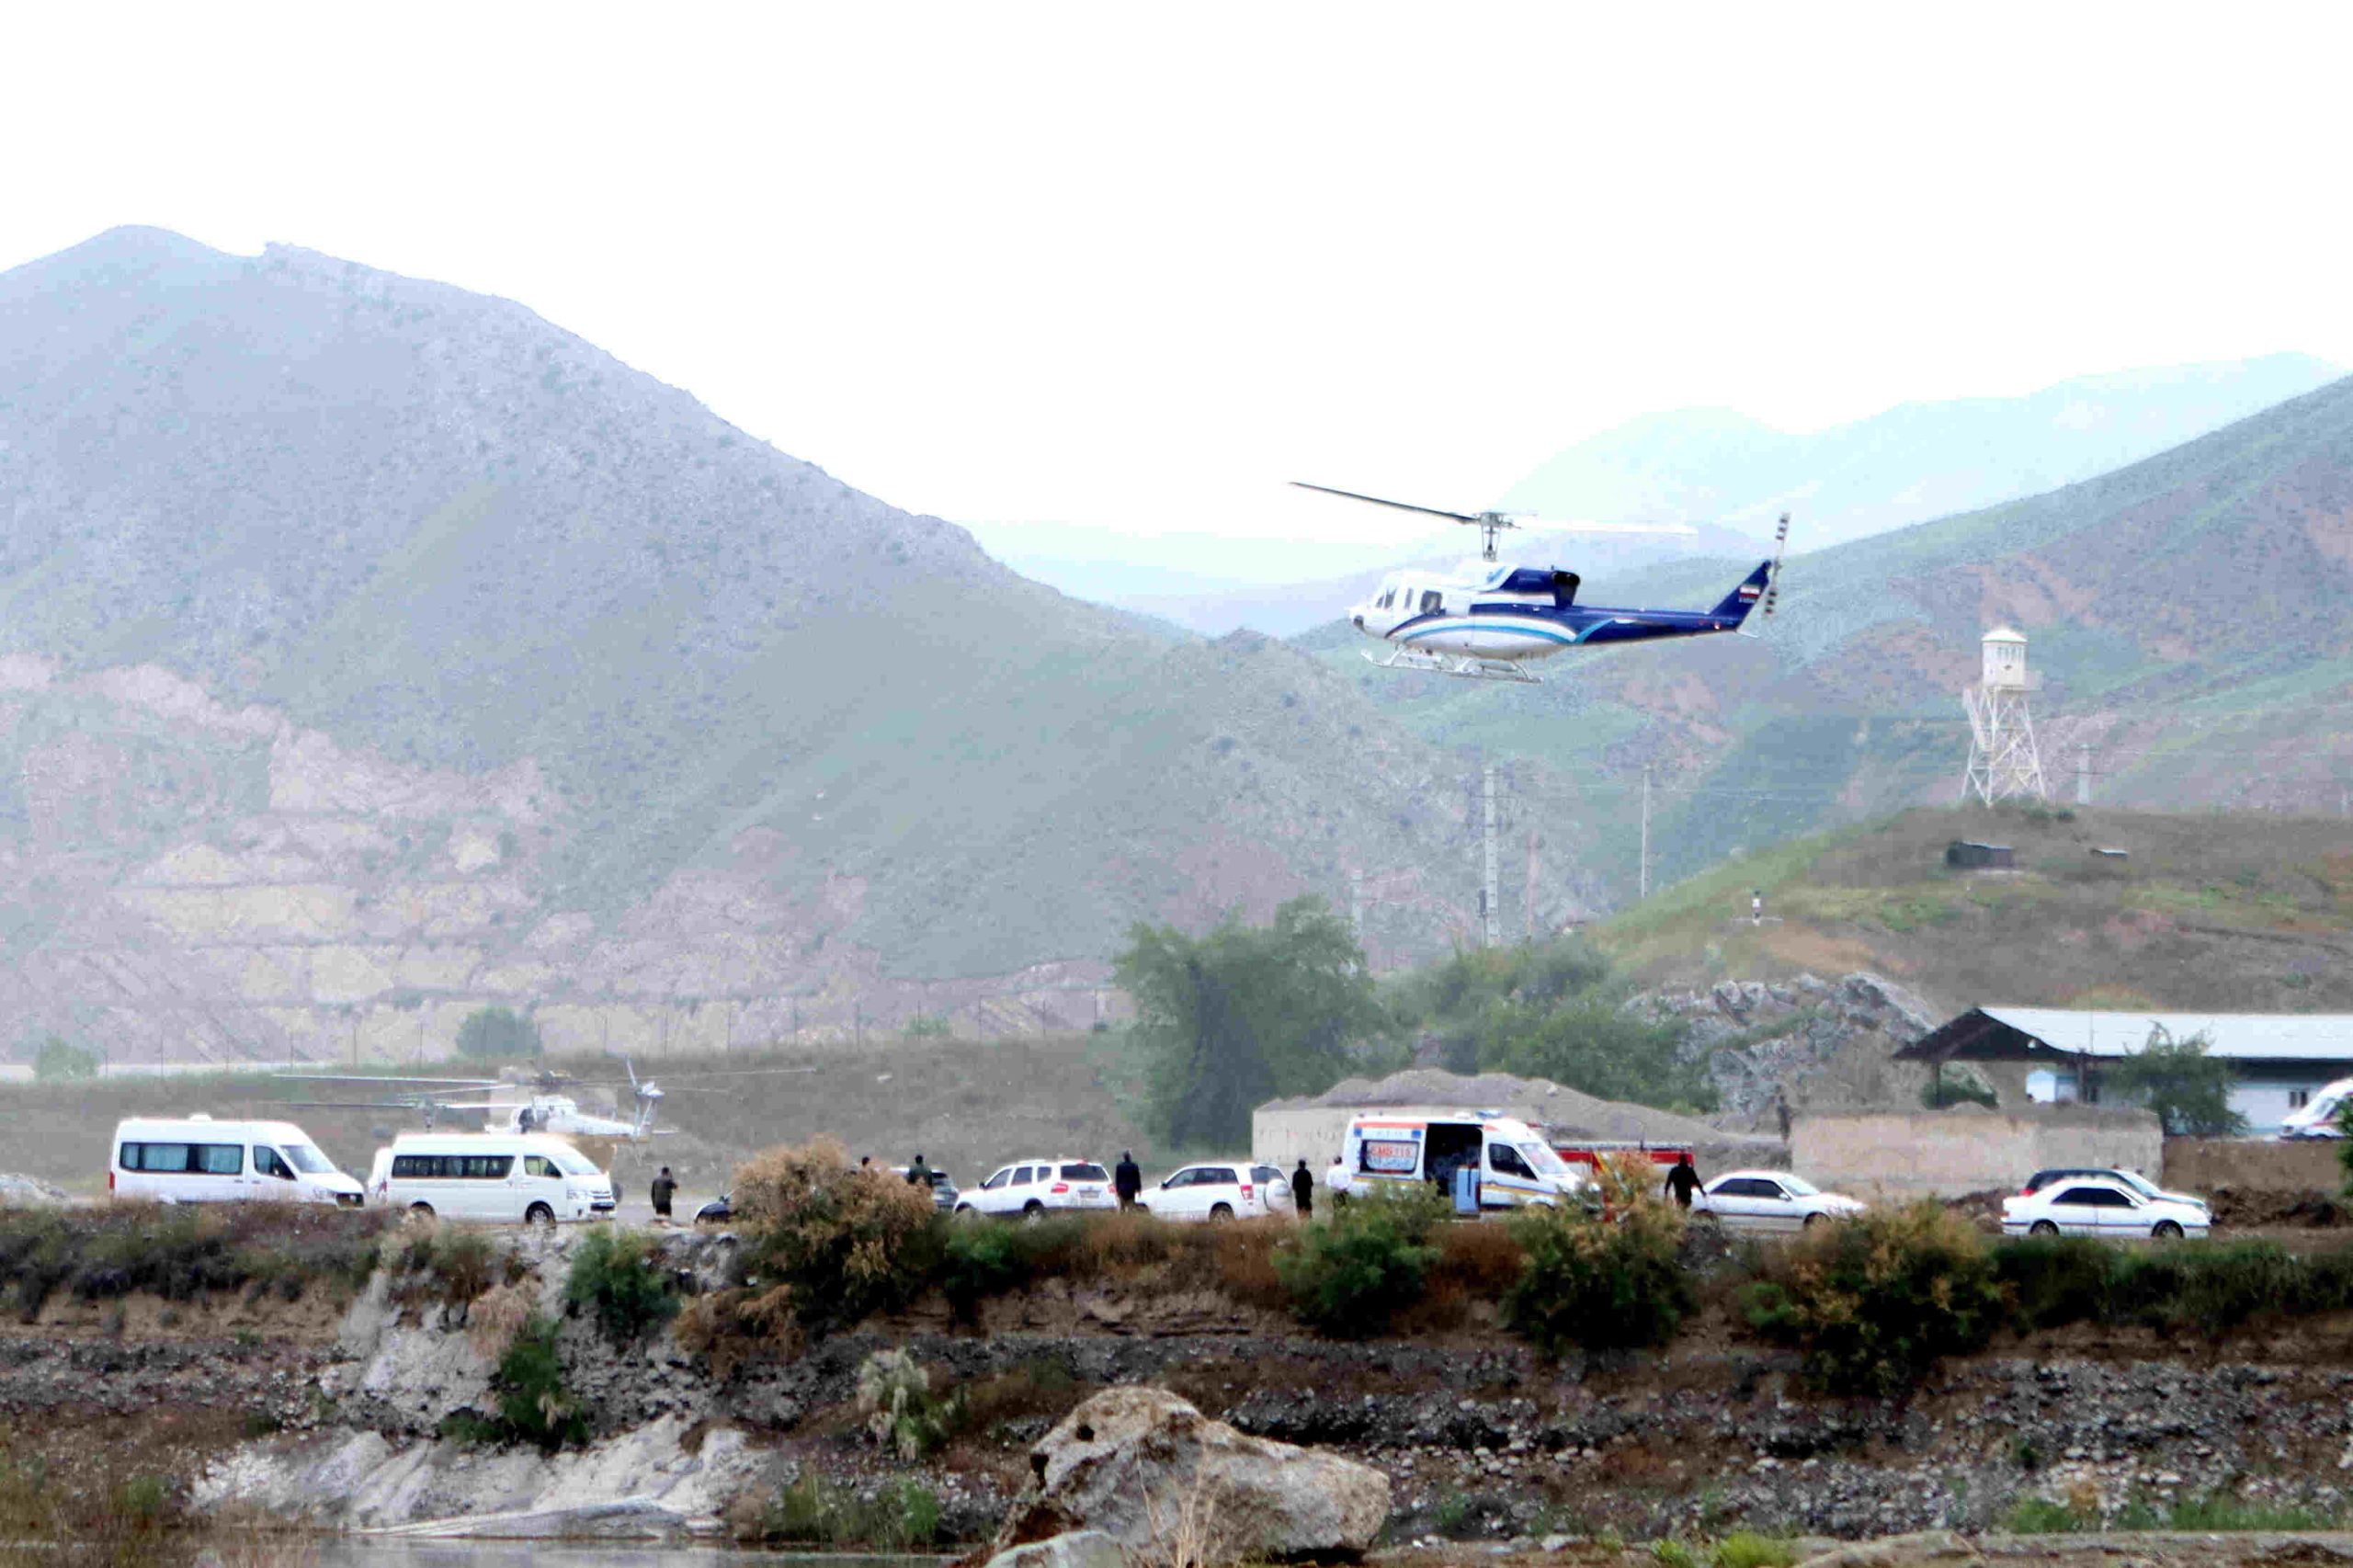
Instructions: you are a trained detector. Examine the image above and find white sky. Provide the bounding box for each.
[5,2,2349,549]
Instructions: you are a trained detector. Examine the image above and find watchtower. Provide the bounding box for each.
[1961,626,2048,805]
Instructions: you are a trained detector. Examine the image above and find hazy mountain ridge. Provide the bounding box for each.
[0,227,1633,1062]
[1496,353,2342,550]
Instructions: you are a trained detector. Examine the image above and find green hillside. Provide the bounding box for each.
[1596,804,2353,1018]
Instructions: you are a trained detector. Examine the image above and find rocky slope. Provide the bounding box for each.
[0,227,1625,1062]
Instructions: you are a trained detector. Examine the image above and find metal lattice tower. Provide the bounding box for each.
[1961,626,2048,805]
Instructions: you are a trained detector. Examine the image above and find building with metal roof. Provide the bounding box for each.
[1896,1007,2353,1133]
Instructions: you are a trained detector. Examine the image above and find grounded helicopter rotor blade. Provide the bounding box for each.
[1290,482,1486,525]
[275,1074,506,1089]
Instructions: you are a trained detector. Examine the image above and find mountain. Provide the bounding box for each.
[1304,369,2353,900]
[1496,354,2343,550]
[0,227,1618,1063]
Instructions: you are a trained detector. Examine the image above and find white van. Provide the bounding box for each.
[110,1116,365,1207]
[2281,1077,2353,1139]
[1327,1111,1584,1211]
[379,1132,616,1223]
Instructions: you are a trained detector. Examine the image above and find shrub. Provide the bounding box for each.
[492,1313,586,1449]
[2106,1240,2324,1336]
[456,1005,542,1061]
[1273,1186,1443,1336]
[856,1348,958,1459]
[760,1475,941,1550]
[1712,1532,1799,1568]
[1504,1195,1690,1356]
[1992,1236,2113,1330]
[28,1035,101,1083]
[564,1227,678,1343]
[391,1223,498,1307]
[731,1139,941,1334]
[1740,1201,2004,1396]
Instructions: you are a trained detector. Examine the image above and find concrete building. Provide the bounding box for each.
[1792,1104,2161,1199]
[1896,1007,2353,1134]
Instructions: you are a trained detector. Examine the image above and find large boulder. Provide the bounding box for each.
[992,1386,1388,1564]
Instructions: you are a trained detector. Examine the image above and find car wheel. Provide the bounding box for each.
[525,1202,555,1228]
[1022,1202,1046,1223]
[2153,1220,2184,1240]
[1802,1212,1824,1229]
[1210,1203,1234,1222]
[406,1202,435,1221]
[2029,1220,2059,1236]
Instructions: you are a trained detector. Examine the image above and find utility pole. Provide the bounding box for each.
[1481,764,1500,948]
[2076,744,2091,806]
[1348,868,1364,941]
[1639,764,1653,901]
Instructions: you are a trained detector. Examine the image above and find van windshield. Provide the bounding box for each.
[549,1147,599,1177]
[1516,1142,1573,1178]
[280,1143,335,1175]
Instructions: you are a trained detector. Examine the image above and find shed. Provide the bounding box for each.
[1945,840,2015,869]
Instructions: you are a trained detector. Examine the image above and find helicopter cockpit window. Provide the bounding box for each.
[1419,590,1443,614]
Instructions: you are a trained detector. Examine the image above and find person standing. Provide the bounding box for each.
[1774,1091,1794,1142]
[1664,1153,1701,1210]
[1290,1158,1313,1221]
[1113,1150,1142,1210]
[650,1165,676,1221]
[905,1153,931,1188]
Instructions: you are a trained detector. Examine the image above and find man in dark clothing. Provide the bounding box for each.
[1664,1153,1701,1210]
[1113,1151,1142,1210]
[650,1165,676,1220]
[905,1153,931,1188]
[1290,1159,1313,1220]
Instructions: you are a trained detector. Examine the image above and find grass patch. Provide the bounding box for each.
[0,1204,390,1321]
[756,1474,942,1551]
[563,1226,678,1343]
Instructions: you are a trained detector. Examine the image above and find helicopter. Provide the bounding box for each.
[283,1062,670,1141]
[1292,483,1790,683]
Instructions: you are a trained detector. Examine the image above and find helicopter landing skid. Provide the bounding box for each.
[1362,647,1540,683]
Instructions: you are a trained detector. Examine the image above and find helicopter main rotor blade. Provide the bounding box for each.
[1290,482,1487,525]
[1513,518,1700,536]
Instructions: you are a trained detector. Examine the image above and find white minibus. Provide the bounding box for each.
[378,1132,616,1223]
[110,1116,366,1207]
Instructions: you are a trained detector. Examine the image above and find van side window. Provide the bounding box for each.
[256,1148,294,1180]
[525,1155,557,1178]
[198,1144,244,1175]
[1488,1144,1535,1179]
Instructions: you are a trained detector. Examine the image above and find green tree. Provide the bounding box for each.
[1381,937,1709,1110]
[1115,896,1379,1148]
[456,1006,543,1061]
[2101,1027,2245,1137]
[28,1034,102,1082]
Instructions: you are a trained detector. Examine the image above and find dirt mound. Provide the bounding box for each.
[2209,1187,2351,1229]
[1274,1069,1778,1157]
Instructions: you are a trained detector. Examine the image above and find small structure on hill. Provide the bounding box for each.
[1961,626,2049,805]
[1898,1006,2353,1134]
[1945,839,2015,869]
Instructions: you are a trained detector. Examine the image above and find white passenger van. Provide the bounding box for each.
[1326,1110,1584,1211]
[110,1116,366,1207]
[379,1132,616,1224]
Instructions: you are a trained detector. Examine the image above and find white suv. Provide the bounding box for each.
[957,1158,1117,1221]
[1140,1162,1294,1222]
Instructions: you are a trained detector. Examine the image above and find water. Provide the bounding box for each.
[313,1541,949,1568]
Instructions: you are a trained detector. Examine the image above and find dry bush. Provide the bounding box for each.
[1433,1221,1527,1296]
[676,1281,801,1376]
[1075,1209,1187,1273]
[1503,1191,1689,1356]
[1741,1199,2002,1394]
[1209,1222,1287,1309]
[464,1280,538,1361]
[1138,1477,1233,1568]
[733,1138,941,1334]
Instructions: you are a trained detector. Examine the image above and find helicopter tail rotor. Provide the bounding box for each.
[1760,513,1790,619]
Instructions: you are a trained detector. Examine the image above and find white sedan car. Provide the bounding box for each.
[1138,1162,1293,1222]
[2002,1177,2209,1240]
[956,1158,1117,1221]
[1693,1170,1866,1232]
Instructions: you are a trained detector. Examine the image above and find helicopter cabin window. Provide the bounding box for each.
[1419,589,1443,614]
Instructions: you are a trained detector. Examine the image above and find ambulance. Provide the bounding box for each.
[1325,1110,1585,1211]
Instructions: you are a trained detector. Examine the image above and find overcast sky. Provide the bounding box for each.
[6,3,2349,549]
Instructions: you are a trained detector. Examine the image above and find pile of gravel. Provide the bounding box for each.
[1271,1069,1779,1159]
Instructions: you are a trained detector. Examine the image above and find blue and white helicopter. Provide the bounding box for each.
[1295,483,1790,684]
